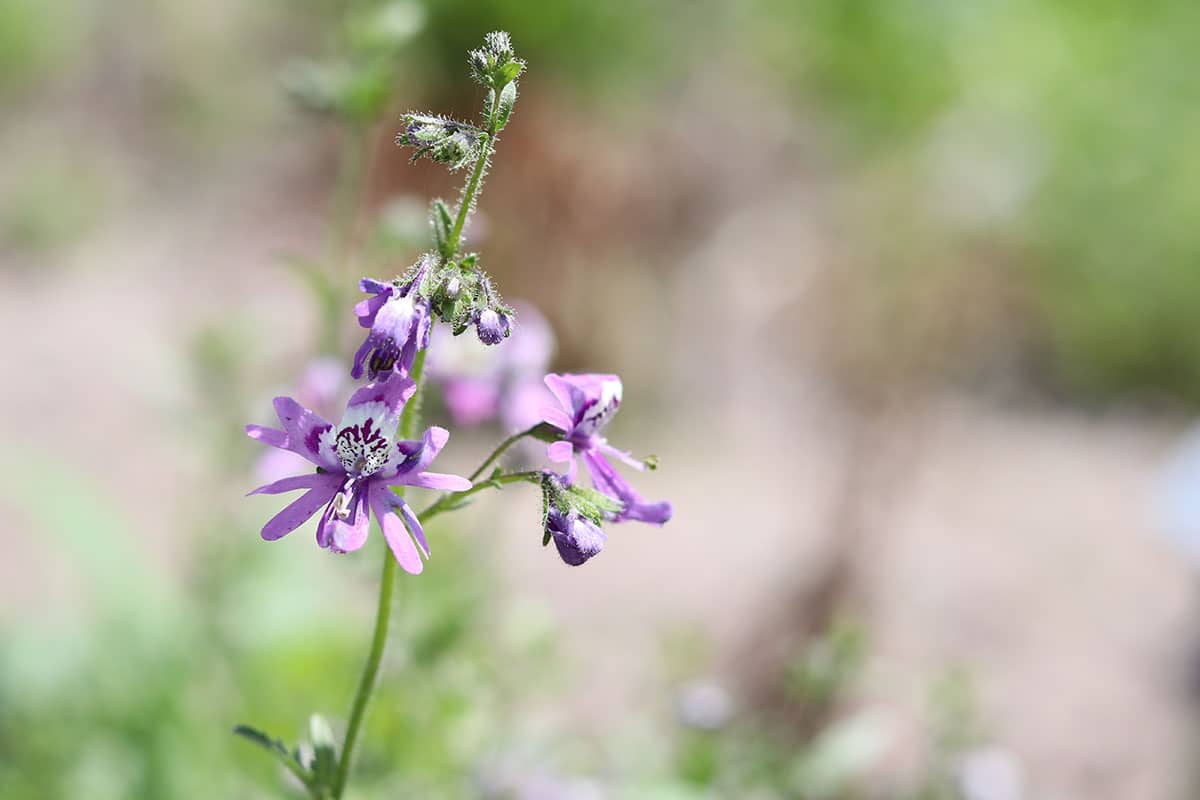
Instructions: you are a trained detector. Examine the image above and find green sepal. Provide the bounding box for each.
[528,422,567,443]
[564,484,623,526]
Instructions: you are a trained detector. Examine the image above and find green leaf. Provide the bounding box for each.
[232,724,290,759]
[432,198,452,256]
[232,724,314,790]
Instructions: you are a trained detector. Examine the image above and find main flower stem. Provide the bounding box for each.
[446,89,503,256]
[332,352,426,799]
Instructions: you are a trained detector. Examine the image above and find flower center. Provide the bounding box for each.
[335,417,391,476]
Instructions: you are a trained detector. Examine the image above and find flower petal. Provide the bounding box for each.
[323,489,371,553]
[369,486,423,574]
[355,288,390,328]
[396,496,430,559]
[599,442,647,471]
[245,424,287,449]
[403,471,472,492]
[341,375,417,441]
[583,451,672,526]
[247,472,340,497]
[381,425,450,481]
[273,396,337,468]
[547,440,574,462]
[539,405,575,432]
[261,484,338,541]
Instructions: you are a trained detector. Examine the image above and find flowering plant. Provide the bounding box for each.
[236,32,670,798]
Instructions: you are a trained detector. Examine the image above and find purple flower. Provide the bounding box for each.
[545,506,606,566]
[426,301,555,430]
[541,373,672,525]
[352,275,432,381]
[246,375,471,573]
[475,308,511,345]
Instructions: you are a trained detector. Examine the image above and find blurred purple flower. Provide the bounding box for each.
[427,301,554,429]
[253,358,348,485]
[245,375,470,573]
[352,271,432,381]
[545,506,606,566]
[541,373,672,525]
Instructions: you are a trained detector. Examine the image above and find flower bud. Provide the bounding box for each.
[475,308,511,345]
[545,506,606,566]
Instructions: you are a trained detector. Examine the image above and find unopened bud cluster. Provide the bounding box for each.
[396,114,484,170]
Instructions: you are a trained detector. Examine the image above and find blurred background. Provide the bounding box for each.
[3,0,1200,797]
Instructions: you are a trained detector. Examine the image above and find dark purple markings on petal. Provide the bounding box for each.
[272,396,337,469]
[336,416,392,476]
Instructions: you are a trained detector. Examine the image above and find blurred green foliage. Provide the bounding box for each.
[755,0,1200,402]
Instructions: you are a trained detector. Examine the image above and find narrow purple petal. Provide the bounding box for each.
[402,471,472,491]
[261,484,338,541]
[245,424,287,449]
[351,335,374,380]
[599,442,647,471]
[248,472,340,497]
[583,451,672,526]
[368,485,423,574]
[395,496,430,559]
[359,277,392,295]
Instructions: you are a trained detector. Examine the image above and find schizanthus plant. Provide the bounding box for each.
[237,32,671,800]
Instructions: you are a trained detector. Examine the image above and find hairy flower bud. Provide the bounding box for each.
[545,506,606,566]
[475,308,511,345]
[396,114,482,170]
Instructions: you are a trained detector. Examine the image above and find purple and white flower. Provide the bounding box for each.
[541,372,672,525]
[245,375,471,573]
[352,271,433,382]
